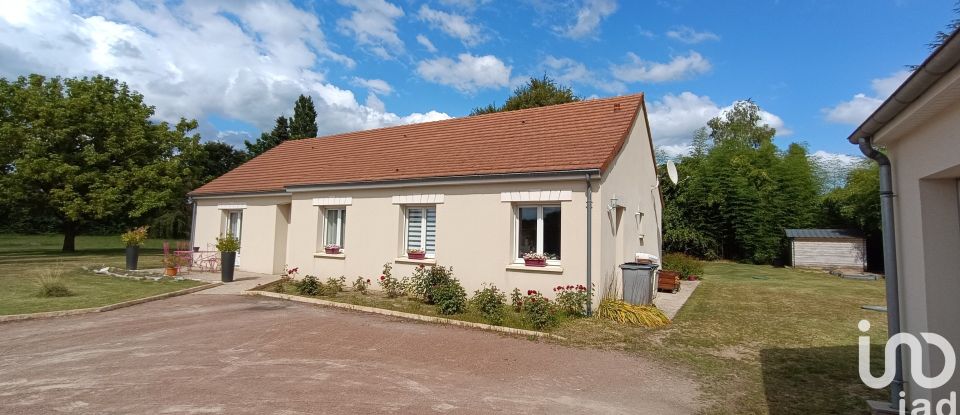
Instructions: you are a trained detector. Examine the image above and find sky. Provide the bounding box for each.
[0,0,953,166]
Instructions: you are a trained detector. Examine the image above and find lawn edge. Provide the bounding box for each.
[0,282,222,323]
[245,290,566,340]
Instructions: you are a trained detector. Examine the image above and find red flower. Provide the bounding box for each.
[366,279,371,283]
[380,275,385,281]
[418,264,425,269]
[566,285,573,290]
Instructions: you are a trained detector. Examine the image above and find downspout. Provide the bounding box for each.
[858,137,903,408]
[585,174,593,316]
[189,197,197,250]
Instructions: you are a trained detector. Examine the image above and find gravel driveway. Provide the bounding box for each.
[0,294,700,414]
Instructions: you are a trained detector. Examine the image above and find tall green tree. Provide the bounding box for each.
[0,74,199,251]
[244,116,290,157]
[706,100,776,148]
[470,76,580,115]
[289,94,318,139]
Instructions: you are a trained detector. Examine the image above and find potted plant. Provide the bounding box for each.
[407,248,426,260]
[216,233,240,283]
[523,252,547,267]
[324,244,341,254]
[120,226,149,270]
[162,253,184,277]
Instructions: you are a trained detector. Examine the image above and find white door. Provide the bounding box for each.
[225,210,242,266]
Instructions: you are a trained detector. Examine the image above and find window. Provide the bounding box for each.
[516,205,561,260]
[324,208,346,249]
[405,206,436,258]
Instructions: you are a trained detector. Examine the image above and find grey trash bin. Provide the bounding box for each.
[619,262,659,305]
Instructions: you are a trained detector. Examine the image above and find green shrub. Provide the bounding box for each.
[553,284,589,317]
[521,290,559,330]
[409,264,455,304]
[36,273,73,298]
[352,276,370,294]
[120,225,149,247]
[295,275,324,296]
[325,276,346,293]
[432,279,467,315]
[471,284,507,325]
[377,263,405,298]
[215,233,241,252]
[662,252,704,279]
[510,288,523,312]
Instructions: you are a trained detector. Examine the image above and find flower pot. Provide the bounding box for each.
[524,258,546,267]
[407,252,425,260]
[221,251,236,282]
[325,247,341,254]
[125,246,139,270]
[164,267,178,277]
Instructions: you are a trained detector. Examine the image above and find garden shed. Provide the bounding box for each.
[785,229,866,270]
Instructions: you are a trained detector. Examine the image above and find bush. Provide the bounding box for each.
[409,264,455,304]
[553,284,589,317]
[215,233,241,252]
[352,276,371,294]
[432,279,467,315]
[521,290,559,330]
[36,272,73,298]
[325,276,346,293]
[471,284,507,325]
[662,252,704,279]
[295,275,324,296]
[377,263,405,298]
[510,288,523,312]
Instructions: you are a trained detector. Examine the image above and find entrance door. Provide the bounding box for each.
[225,210,242,266]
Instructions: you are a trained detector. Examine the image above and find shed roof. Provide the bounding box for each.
[190,93,645,196]
[784,229,864,239]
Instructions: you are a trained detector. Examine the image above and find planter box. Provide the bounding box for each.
[658,270,681,293]
[524,258,547,267]
[324,247,342,254]
[407,252,426,260]
[125,246,139,270]
[164,267,178,277]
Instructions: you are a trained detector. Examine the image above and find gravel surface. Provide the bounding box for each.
[0,295,700,414]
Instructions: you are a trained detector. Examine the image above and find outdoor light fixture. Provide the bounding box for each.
[608,195,619,211]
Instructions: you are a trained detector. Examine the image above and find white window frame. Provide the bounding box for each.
[323,207,347,250]
[404,205,437,258]
[513,204,561,264]
[222,210,243,242]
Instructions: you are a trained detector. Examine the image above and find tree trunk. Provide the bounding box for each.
[62,222,77,252]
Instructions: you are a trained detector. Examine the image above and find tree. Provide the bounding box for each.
[0,74,199,251]
[706,100,775,148]
[244,116,290,157]
[821,162,881,236]
[470,76,580,115]
[289,94,318,139]
[198,141,247,183]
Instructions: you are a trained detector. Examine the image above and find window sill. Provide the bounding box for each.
[505,264,564,274]
[394,257,437,265]
[313,252,346,259]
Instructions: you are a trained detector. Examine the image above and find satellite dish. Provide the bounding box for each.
[666,160,679,185]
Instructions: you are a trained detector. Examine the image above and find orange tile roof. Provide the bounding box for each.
[190,93,645,196]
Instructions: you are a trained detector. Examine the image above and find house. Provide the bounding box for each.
[784,229,866,270]
[188,94,663,304]
[847,29,960,412]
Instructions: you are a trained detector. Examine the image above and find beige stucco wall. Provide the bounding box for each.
[598,105,663,301]
[193,195,291,275]
[874,72,960,403]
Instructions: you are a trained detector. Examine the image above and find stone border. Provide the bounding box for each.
[246,290,565,340]
[0,282,222,323]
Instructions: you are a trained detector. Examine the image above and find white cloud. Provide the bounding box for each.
[417,5,485,46]
[351,77,394,95]
[612,51,711,83]
[811,150,864,188]
[811,150,862,168]
[541,55,625,94]
[823,70,910,125]
[336,0,405,59]
[416,34,438,53]
[647,92,789,147]
[0,0,448,144]
[659,144,693,158]
[438,0,491,11]
[417,53,511,93]
[556,0,618,39]
[665,26,720,44]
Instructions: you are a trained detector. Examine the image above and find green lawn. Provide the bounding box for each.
[554,262,890,415]
[0,234,203,315]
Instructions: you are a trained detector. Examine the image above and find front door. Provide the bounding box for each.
[225,210,242,266]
